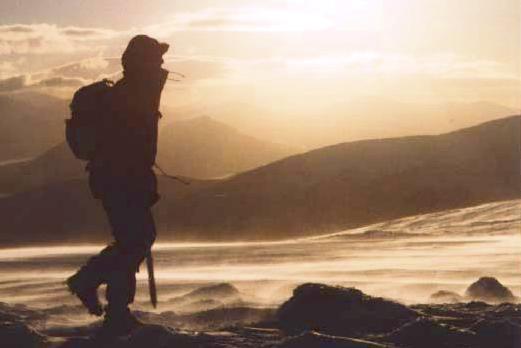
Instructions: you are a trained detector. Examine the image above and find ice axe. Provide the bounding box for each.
[146,251,157,308]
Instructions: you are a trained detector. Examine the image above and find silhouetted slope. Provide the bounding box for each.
[216,98,516,149]
[157,116,295,179]
[160,115,521,239]
[0,143,86,195]
[0,116,519,245]
[0,116,296,195]
[0,176,194,245]
[0,92,68,161]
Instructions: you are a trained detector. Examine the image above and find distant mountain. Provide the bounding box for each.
[287,99,518,149]
[157,116,295,179]
[207,98,517,149]
[0,142,86,195]
[157,115,521,240]
[0,116,295,195]
[0,115,518,246]
[0,92,68,161]
[2,89,514,161]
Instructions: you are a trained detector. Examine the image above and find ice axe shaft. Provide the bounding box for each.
[146,251,157,308]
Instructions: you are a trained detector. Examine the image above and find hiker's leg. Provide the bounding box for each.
[67,243,122,316]
[69,244,117,286]
[103,195,156,315]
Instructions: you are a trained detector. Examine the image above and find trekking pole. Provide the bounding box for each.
[167,71,186,81]
[146,251,157,308]
[153,163,190,185]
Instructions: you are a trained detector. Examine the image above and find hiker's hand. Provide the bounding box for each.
[159,68,168,90]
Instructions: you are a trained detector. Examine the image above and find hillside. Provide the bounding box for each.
[158,115,521,240]
[157,116,295,179]
[0,115,519,245]
[0,116,296,195]
[0,142,86,195]
[0,92,68,161]
[209,98,517,149]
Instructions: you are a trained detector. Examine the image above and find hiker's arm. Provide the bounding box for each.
[130,69,168,168]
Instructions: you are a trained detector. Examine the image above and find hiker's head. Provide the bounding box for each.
[122,35,169,73]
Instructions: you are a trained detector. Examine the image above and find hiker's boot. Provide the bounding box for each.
[98,307,144,337]
[66,271,103,316]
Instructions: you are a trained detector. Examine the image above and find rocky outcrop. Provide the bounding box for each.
[0,321,47,348]
[134,306,275,331]
[276,331,387,348]
[471,319,521,348]
[465,277,516,303]
[277,283,418,336]
[428,277,518,304]
[166,283,241,308]
[0,281,520,347]
[57,324,205,348]
[385,317,476,348]
[429,290,463,304]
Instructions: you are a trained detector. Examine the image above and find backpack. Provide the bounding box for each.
[65,79,114,161]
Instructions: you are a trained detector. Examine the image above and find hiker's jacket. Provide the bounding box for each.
[88,68,167,205]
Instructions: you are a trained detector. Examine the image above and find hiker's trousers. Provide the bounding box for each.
[80,191,156,313]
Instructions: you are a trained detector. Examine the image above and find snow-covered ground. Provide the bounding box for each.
[0,199,519,329]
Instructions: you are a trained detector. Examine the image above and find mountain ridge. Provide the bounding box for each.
[0,115,296,195]
[0,115,518,245]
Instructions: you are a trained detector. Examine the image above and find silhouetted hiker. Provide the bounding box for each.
[66,35,169,336]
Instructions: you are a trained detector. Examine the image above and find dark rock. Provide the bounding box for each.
[471,319,521,348]
[178,306,276,330]
[0,302,47,323]
[385,317,476,348]
[490,303,521,322]
[0,309,20,323]
[126,324,203,348]
[464,301,492,310]
[185,283,240,299]
[0,321,47,348]
[412,303,473,319]
[277,331,388,348]
[277,283,418,336]
[167,283,241,307]
[174,299,225,313]
[132,310,177,329]
[56,324,212,348]
[135,306,275,331]
[430,290,463,304]
[465,277,516,303]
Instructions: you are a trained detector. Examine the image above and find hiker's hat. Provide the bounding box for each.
[122,35,169,70]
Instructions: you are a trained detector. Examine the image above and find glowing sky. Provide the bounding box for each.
[1,0,519,146]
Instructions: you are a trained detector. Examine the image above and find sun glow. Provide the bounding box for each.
[286,0,384,31]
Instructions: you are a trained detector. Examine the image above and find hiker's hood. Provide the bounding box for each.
[122,35,169,74]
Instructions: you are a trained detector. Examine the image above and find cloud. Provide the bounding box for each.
[0,25,33,33]
[145,8,333,36]
[164,55,229,81]
[0,61,19,79]
[184,9,332,32]
[0,75,85,92]
[35,76,86,88]
[0,23,119,55]
[0,56,105,92]
[0,75,26,92]
[62,28,114,38]
[265,52,518,80]
[0,7,336,59]
[49,56,120,80]
[0,73,88,92]
[0,54,229,93]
